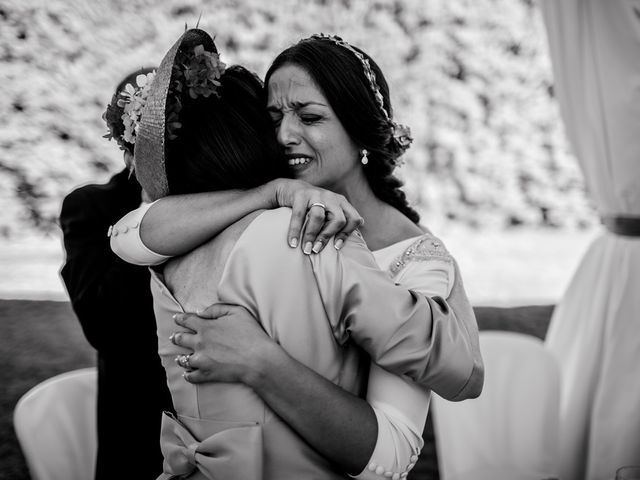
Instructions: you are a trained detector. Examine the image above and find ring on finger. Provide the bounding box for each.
[176,353,193,369]
[310,202,326,210]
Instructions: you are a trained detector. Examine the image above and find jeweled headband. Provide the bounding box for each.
[308,33,413,155]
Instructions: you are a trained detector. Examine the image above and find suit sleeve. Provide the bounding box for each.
[59,184,152,351]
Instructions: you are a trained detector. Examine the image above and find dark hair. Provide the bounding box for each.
[264,38,420,224]
[165,64,287,194]
[107,66,156,155]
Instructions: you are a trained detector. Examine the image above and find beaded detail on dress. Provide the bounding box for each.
[388,234,452,278]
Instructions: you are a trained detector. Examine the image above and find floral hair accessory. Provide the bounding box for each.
[102,71,156,162]
[118,72,156,145]
[393,123,413,150]
[102,102,128,153]
[309,33,414,159]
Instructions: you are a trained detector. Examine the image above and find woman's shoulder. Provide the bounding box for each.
[388,232,453,272]
[200,207,290,247]
[224,207,295,262]
[165,208,294,306]
[386,232,455,286]
[373,231,455,299]
[239,207,292,243]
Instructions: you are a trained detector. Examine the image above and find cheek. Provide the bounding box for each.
[312,125,355,161]
[327,131,358,168]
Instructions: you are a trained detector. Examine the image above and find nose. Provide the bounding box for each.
[276,114,301,148]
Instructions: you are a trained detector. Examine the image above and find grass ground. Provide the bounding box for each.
[0,299,552,480]
[0,300,95,480]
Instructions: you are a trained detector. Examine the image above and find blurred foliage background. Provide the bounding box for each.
[0,0,595,239]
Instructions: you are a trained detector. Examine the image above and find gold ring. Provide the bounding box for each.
[310,202,326,210]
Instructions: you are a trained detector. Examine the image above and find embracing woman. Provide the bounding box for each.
[110,28,483,479]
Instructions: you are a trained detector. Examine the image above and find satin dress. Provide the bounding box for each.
[149,208,473,479]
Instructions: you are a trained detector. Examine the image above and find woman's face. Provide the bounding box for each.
[267,64,362,194]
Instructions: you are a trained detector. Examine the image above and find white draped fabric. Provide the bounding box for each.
[539,1,640,479]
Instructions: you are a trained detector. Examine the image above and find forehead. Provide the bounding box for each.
[267,64,327,106]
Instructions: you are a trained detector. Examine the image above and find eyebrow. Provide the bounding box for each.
[266,101,327,112]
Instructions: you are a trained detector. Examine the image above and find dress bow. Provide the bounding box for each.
[158,411,263,480]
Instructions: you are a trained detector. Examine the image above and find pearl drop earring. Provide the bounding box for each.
[361,149,369,165]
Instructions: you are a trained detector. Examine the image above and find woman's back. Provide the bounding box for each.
[152,208,369,479]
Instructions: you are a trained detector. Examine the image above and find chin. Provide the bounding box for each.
[296,170,322,187]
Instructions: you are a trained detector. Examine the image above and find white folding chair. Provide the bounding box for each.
[13,367,98,480]
[432,331,560,480]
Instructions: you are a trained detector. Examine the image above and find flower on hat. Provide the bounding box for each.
[166,44,226,139]
[183,45,226,99]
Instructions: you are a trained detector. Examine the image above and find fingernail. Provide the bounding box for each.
[312,241,323,253]
[303,242,312,255]
[334,238,344,250]
[290,237,298,248]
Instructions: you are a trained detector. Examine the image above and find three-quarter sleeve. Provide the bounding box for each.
[383,234,483,401]
[393,258,454,299]
[353,254,453,479]
[110,201,171,266]
[351,364,428,480]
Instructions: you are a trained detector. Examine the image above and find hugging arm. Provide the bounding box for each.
[174,310,377,474]
[390,257,484,401]
[174,304,428,477]
[110,178,363,264]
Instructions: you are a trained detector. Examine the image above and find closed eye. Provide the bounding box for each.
[269,112,283,127]
[300,114,321,125]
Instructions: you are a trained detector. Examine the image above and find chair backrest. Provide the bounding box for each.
[432,331,560,480]
[13,367,98,480]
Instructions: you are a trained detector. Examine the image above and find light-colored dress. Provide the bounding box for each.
[112,206,475,479]
[540,1,640,478]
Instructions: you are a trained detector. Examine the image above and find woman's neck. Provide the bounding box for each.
[340,181,423,251]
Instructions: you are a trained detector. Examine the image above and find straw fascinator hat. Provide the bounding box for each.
[134,28,221,201]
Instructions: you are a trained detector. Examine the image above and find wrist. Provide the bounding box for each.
[242,339,286,389]
[259,179,282,210]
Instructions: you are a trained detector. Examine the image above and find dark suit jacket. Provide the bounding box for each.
[60,168,173,479]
